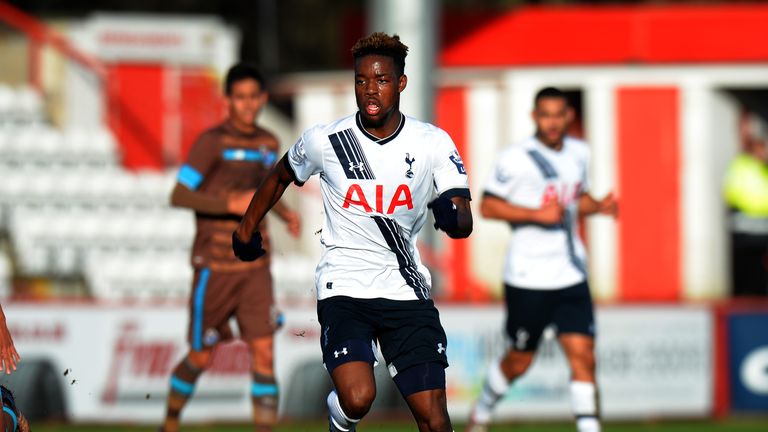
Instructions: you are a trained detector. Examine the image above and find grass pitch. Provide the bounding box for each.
[29,419,768,432]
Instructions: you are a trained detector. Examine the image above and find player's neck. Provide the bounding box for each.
[360,109,403,140]
[228,117,257,135]
[535,133,564,152]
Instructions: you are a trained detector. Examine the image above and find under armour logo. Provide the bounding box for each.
[405,153,415,178]
[437,343,446,354]
[323,326,330,347]
[334,347,348,358]
[348,162,366,173]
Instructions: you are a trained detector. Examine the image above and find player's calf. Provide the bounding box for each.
[162,353,209,432]
[251,372,278,430]
[1,385,30,432]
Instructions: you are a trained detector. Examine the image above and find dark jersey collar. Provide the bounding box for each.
[355,111,406,145]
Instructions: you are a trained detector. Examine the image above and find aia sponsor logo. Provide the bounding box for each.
[343,184,413,214]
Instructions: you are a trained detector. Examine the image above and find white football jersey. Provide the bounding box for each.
[484,136,590,290]
[287,112,471,301]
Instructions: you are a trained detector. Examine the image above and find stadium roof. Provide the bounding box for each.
[440,4,768,67]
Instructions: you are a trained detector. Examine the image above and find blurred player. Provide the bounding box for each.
[0,305,29,432]
[0,304,19,376]
[160,63,301,432]
[467,87,617,432]
[233,33,472,432]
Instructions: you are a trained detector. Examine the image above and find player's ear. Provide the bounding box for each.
[566,106,575,123]
[259,90,269,105]
[398,74,407,93]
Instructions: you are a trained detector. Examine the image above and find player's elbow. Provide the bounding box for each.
[449,214,473,239]
[479,199,495,219]
[169,184,184,208]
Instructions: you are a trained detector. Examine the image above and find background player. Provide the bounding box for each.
[467,87,617,432]
[160,63,301,432]
[233,33,472,432]
[0,304,29,432]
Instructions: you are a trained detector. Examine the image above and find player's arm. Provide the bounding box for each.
[578,192,617,217]
[270,200,301,238]
[0,304,20,375]
[428,192,473,239]
[480,193,564,226]
[233,155,295,256]
[170,183,254,216]
[452,197,473,238]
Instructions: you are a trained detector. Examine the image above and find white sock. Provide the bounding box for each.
[570,381,600,432]
[472,361,510,424]
[327,390,360,432]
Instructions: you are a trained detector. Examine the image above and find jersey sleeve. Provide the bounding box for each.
[483,149,519,200]
[177,131,218,191]
[286,126,324,186]
[432,129,471,199]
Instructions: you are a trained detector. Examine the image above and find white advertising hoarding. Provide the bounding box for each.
[4,303,712,422]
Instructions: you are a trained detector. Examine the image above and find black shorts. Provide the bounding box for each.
[505,281,595,352]
[317,296,448,377]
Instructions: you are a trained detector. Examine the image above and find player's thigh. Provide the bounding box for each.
[376,299,448,379]
[504,284,552,352]
[317,296,378,374]
[236,266,280,341]
[552,281,597,379]
[405,387,452,432]
[551,281,596,339]
[187,267,238,352]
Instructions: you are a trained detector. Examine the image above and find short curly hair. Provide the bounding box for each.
[351,32,409,76]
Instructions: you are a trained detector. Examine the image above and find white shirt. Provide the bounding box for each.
[288,112,471,301]
[484,136,590,290]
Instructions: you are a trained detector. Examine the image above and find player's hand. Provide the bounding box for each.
[0,321,20,375]
[227,189,256,216]
[428,196,459,233]
[536,198,564,225]
[282,210,301,238]
[232,231,266,262]
[599,192,618,217]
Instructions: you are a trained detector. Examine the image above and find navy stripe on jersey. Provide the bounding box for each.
[372,216,430,299]
[527,150,558,179]
[563,210,588,276]
[328,128,375,180]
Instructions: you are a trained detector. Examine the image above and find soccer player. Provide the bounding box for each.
[233,33,472,432]
[467,87,617,432]
[160,63,301,432]
[0,304,29,432]
[0,304,19,376]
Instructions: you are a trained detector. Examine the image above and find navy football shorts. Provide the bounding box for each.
[504,281,596,352]
[317,296,449,377]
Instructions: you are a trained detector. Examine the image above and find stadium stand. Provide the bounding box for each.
[0,83,196,300]
[0,81,315,302]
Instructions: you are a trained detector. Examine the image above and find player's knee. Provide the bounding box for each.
[338,385,376,419]
[502,351,534,378]
[569,351,596,380]
[424,414,452,432]
[187,350,213,369]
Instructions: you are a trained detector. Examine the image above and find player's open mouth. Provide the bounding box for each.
[366,101,380,115]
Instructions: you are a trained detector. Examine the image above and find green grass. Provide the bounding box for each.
[28,419,768,432]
